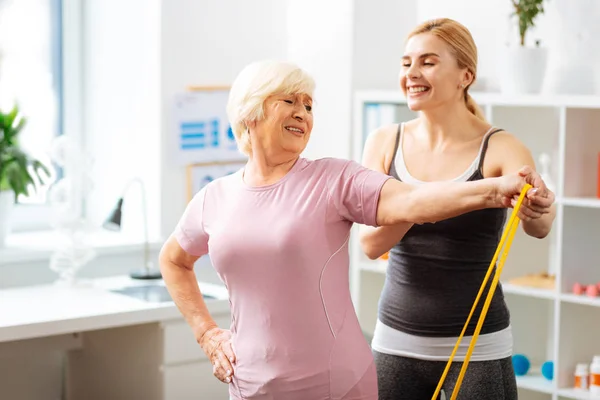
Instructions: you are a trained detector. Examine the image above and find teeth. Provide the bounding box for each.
[286,127,303,133]
[409,86,429,93]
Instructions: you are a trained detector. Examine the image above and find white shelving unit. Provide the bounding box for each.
[349,90,600,400]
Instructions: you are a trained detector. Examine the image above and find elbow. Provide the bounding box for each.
[158,244,172,275]
[158,239,194,275]
[525,226,551,240]
[359,235,385,260]
[364,246,382,261]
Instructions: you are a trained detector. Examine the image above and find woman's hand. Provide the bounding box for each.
[510,185,556,221]
[496,166,554,216]
[199,327,236,384]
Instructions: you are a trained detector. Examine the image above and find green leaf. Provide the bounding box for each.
[512,0,546,46]
[6,162,27,196]
[0,102,53,200]
[32,160,51,182]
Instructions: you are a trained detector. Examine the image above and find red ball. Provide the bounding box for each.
[586,285,599,297]
[573,283,585,295]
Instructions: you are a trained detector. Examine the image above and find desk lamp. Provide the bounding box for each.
[103,177,162,280]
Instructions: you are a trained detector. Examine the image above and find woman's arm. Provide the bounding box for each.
[159,235,235,383]
[376,161,550,225]
[359,125,414,260]
[159,236,218,341]
[375,175,502,226]
[485,132,556,239]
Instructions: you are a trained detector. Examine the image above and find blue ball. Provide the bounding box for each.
[541,361,554,381]
[512,354,530,376]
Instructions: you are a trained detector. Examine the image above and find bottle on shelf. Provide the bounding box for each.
[575,363,589,390]
[590,355,600,396]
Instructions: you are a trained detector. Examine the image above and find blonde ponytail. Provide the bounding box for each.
[465,92,486,121]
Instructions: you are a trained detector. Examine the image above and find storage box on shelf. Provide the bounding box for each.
[350,90,600,400]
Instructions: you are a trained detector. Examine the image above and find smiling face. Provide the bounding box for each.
[400,32,473,111]
[249,92,313,157]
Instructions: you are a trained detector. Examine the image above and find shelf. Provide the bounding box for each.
[502,283,557,300]
[355,90,600,109]
[557,387,600,399]
[360,260,387,274]
[516,374,554,394]
[560,197,600,209]
[561,293,600,307]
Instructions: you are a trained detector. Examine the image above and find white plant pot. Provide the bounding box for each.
[499,46,548,95]
[0,191,15,248]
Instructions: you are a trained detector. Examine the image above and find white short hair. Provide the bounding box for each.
[226,60,316,156]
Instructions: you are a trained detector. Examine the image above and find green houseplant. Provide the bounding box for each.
[0,102,51,245]
[499,0,548,94]
[511,0,546,46]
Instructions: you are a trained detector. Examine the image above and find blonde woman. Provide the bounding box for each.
[360,18,556,399]
[159,59,550,400]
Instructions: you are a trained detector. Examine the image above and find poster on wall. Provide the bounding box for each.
[173,87,242,166]
[186,161,246,201]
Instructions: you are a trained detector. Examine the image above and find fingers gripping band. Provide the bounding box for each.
[431,183,533,400]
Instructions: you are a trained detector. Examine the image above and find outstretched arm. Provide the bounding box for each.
[375,176,499,226]
[376,164,548,226]
[358,125,414,259]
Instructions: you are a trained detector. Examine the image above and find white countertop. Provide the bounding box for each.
[0,275,230,343]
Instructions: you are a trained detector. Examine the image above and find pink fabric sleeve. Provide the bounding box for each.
[174,187,210,256]
[328,159,392,226]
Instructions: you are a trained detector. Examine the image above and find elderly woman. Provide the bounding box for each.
[159,60,550,400]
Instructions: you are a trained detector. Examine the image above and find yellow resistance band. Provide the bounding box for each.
[431,183,533,400]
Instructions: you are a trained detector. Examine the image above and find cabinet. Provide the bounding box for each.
[66,312,231,400]
[350,90,600,400]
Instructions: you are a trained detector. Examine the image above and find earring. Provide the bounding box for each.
[461,84,466,88]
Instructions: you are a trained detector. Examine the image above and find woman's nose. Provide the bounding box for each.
[406,64,420,79]
[293,107,305,121]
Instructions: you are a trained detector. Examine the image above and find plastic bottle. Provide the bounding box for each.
[575,363,589,390]
[590,356,600,396]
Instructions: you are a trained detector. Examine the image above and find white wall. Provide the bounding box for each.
[160,0,287,236]
[287,0,417,160]
[286,0,355,160]
[82,0,162,240]
[417,0,600,94]
[352,0,417,91]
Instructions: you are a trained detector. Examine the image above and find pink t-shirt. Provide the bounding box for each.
[175,157,391,400]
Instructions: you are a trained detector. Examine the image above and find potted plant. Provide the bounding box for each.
[499,0,548,94]
[0,103,51,246]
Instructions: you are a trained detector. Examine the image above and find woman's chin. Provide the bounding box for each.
[281,141,307,156]
[407,100,425,111]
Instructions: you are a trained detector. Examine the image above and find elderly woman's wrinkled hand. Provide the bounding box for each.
[199,327,236,384]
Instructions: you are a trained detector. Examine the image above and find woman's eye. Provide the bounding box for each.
[402,64,410,68]
[305,105,312,112]
[284,100,293,104]
[423,62,434,66]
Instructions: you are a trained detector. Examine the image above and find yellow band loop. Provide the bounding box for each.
[431,183,532,400]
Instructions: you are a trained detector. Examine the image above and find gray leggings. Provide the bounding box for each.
[373,350,518,400]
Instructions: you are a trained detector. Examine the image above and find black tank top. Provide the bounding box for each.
[379,124,510,337]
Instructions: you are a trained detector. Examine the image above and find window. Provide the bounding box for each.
[0,0,68,231]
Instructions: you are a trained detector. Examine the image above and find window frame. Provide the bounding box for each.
[10,0,84,233]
